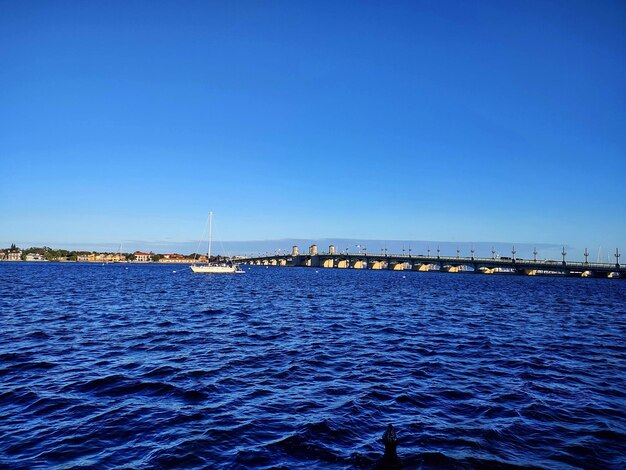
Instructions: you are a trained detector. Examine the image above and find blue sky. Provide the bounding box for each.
[1,1,625,258]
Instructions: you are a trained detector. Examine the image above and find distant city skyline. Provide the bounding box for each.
[2,2,625,253]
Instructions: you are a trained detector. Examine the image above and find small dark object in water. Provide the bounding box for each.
[375,424,402,469]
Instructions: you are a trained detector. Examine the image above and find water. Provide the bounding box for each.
[1,263,625,469]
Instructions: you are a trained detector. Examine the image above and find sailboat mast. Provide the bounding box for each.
[208,211,213,261]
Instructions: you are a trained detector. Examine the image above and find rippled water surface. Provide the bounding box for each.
[1,263,625,469]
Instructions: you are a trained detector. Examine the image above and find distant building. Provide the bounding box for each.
[160,253,193,263]
[134,251,152,262]
[77,254,89,262]
[7,251,22,261]
[25,253,45,261]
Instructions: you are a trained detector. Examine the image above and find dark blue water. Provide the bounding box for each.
[1,263,625,469]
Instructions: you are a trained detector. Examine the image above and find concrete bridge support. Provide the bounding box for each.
[389,262,405,271]
[322,259,334,268]
[337,259,349,269]
[369,260,385,270]
[279,259,287,266]
[412,263,430,271]
[444,266,460,273]
[351,260,366,269]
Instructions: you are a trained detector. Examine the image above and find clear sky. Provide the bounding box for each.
[1,1,625,257]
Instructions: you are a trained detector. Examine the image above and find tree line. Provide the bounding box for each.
[2,245,221,262]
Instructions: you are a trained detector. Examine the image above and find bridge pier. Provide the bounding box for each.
[412,263,431,271]
[369,260,385,270]
[351,259,366,269]
[389,261,405,271]
[337,259,349,269]
[521,269,537,276]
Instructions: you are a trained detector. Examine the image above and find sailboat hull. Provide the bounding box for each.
[190,265,243,274]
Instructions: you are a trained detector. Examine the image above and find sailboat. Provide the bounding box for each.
[190,212,244,274]
[114,242,127,263]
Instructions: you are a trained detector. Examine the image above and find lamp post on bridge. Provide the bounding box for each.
[437,245,440,260]
[533,247,538,262]
[427,247,431,257]
[402,246,405,257]
[491,246,496,260]
[561,246,567,266]
[512,245,516,263]
[584,248,589,265]
[470,246,475,261]
[363,246,367,257]
[408,246,412,258]
[615,248,621,269]
[456,248,460,259]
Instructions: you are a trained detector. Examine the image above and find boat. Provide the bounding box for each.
[114,242,128,263]
[190,212,244,274]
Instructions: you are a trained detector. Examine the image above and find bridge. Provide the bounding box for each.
[236,244,624,279]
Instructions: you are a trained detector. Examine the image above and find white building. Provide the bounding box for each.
[134,251,152,262]
[6,251,22,261]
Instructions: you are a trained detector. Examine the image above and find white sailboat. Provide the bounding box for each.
[190,212,243,274]
[114,242,127,263]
